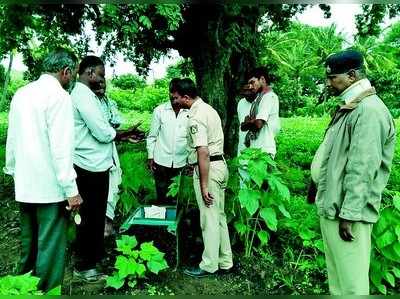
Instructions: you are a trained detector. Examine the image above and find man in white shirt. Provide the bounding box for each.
[146,78,189,204]
[71,56,129,282]
[241,67,281,157]
[4,48,82,292]
[237,85,256,156]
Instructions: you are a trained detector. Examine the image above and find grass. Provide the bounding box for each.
[0,112,399,295]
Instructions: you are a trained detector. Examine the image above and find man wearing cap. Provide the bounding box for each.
[310,49,396,295]
[171,78,233,278]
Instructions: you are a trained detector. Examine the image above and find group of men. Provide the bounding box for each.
[4,46,396,295]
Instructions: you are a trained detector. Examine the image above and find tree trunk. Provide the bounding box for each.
[176,5,258,157]
[0,51,14,112]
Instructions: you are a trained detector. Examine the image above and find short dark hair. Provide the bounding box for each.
[171,78,198,98]
[78,55,104,75]
[42,48,78,73]
[248,66,273,84]
[169,78,181,93]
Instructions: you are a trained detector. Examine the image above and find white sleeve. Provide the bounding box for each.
[3,101,16,177]
[146,106,161,159]
[255,94,272,123]
[72,90,116,143]
[46,93,78,197]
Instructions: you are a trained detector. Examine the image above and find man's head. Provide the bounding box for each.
[94,77,106,98]
[171,78,198,109]
[325,49,365,96]
[42,48,78,90]
[78,55,105,91]
[240,83,257,103]
[247,66,272,94]
[169,77,181,103]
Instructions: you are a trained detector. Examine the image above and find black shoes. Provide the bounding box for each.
[183,265,236,278]
[183,267,215,278]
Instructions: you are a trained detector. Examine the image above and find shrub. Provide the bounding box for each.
[111,74,146,91]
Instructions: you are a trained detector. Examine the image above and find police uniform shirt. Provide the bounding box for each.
[187,98,224,164]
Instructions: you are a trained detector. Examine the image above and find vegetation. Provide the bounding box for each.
[1,3,400,295]
[106,235,168,290]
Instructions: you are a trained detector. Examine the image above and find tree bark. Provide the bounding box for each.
[0,51,13,112]
[175,4,259,157]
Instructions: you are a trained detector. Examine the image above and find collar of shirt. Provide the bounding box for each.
[189,97,203,113]
[340,78,372,105]
[75,81,95,96]
[39,74,63,89]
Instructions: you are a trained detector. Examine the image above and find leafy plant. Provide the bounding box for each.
[117,149,156,216]
[232,148,291,257]
[106,235,169,290]
[0,272,61,295]
[370,191,400,294]
[111,73,146,91]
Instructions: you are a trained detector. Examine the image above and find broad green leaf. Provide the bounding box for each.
[257,230,269,245]
[46,285,61,295]
[376,230,397,248]
[238,189,260,216]
[392,266,400,278]
[248,160,268,188]
[116,235,138,255]
[393,194,400,211]
[314,239,325,253]
[395,225,400,240]
[384,272,395,287]
[139,15,152,29]
[136,263,147,278]
[106,273,125,290]
[147,259,169,274]
[260,207,278,231]
[234,221,247,235]
[299,228,316,241]
[115,256,138,279]
[139,242,160,261]
[376,284,387,295]
[278,204,291,218]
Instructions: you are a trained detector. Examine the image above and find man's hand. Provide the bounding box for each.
[201,188,214,207]
[339,218,355,242]
[147,159,156,173]
[66,194,83,212]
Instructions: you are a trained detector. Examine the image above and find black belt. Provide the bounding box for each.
[191,155,224,166]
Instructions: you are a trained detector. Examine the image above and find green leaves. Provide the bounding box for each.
[106,273,125,290]
[260,208,278,231]
[117,235,138,255]
[235,147,291,256]
[139,15,152,29]
[106,235,169,290]
[239,189,260,216]
[0,272,43,295]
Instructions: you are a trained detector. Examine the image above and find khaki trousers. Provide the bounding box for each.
[193,160,233,273]
[320,217,372,295]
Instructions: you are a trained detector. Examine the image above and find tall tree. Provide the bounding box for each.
[91,4,312,155]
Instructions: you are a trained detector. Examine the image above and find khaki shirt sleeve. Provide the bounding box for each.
[189,117,208,148]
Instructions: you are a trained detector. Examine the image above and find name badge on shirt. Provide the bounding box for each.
[190,124,198,134]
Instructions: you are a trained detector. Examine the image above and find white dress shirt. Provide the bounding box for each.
[237,97,252,156]
[250,90,281,156]
[71,82,116,172]
[4,74,78,203]
[146,101,189,168]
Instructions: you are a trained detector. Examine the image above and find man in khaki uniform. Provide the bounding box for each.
[310,49,396,295]
[171,78,233,278]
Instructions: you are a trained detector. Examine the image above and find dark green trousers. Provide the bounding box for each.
[19,201,68,292]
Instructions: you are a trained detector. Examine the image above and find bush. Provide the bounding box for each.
[111,74,146,91]
[107,84,167,113]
